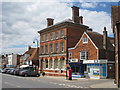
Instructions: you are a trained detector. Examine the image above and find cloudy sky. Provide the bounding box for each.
[1,0,119,54]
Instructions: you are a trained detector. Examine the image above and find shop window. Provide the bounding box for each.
[45,60,48,69]
[60,58,64,69]
[80,51,88,60]
[49,59,52,69]
[82,37,88,44]
[88,68,90,73]
[54,59,58,69]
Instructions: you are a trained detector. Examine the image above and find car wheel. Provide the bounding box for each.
[24,74,27,77]
[36,74,40,77]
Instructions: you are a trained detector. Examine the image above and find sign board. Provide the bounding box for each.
[70,59,78,62]
[83,60,107,64]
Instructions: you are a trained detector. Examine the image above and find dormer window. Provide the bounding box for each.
[82,37,88,44]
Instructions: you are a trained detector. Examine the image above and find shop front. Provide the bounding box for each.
[69,59,85,78]
[83,60,107,79]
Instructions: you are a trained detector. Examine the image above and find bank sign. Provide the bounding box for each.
[83,60,107,64]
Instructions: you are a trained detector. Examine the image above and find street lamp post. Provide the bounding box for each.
[64,36,69,80]
[33,39,39,72]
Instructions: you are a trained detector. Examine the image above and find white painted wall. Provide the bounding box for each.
[8,54,17,66]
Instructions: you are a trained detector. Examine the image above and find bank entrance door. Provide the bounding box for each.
[69,62,84,78]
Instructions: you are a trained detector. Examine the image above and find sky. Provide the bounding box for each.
[1,0,119,55]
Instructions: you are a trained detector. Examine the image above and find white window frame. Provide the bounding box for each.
[45,60,48,69]
[41,35,44,42]
[60,42,64,52]
[55,32,58,39]
[50,33,53,40]
[46,34,48,41]
[55,43,58,53]
[50,44,53,53]
[45,45,48,54]
[41,46,44,54]
[60,30,64,38]
[69,52,72,59]
[80,51,88,60]
[82,37,88,44]
[54,59,58,69]
[49,59,53,69]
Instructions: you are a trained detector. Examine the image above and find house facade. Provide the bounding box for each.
[23,46,39,69]
[111,5,120,85]
[38,6,90,76]
[68,28,115,79]
[7,54,21,67]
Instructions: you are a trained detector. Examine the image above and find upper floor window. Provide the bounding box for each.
[60,42,64,52]
[55,43,58,52]
[46,34,48,41]
[41,46,44,54]
[50,33,53,40]
[41,35,44,42]
[60,30,64,38]
[45,60,48,69]
[69,52,72,59]
[50,44,53,53]
[45,45,48,54]
[80,51,88,60]
[55,32,58,39]
[82,37,88,44]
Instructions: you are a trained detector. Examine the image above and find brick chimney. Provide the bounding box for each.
[47,18,54,27]
[72,6,79,23]
[79,16,83,24]
[28,46,31,50]
[103,27,108,50]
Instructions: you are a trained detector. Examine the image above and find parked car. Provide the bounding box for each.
[14,68,22,75]
[2,68,11,73]
[19,69,40,77]
[10,68,16,75]
[6,68,13,74]
[0,69,4,73]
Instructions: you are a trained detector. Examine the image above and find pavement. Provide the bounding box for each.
[44,76,118,88]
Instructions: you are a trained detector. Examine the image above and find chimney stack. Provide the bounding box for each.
[103,27,108,50]
[79,16,83,24]
[72,6,79,23]
[47,18,54,27]
[28,46,31,50]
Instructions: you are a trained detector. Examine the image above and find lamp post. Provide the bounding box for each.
[33,39,39,72]
[64,36,69,80]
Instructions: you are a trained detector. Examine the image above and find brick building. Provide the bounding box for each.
[111,5,120,86]
[38,6,90,76]
[68,27,115,79]
[23,46,39,68]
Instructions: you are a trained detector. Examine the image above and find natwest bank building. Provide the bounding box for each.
[38,6,90,76]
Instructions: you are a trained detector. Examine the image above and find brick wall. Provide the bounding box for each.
[68,33,98,61]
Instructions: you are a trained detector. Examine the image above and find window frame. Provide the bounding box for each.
[50,33,53,40]
[50,44,53,53]
[55,32,58,39]
[60,30,64,38]
[69,52,72,59]
[45,45,48,54]
[82,37,88,44]
[46,34,48,41]
[60,42,64,52]
[55,43,58,53]
[80,51,88,60]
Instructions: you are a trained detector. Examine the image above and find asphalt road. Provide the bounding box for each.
[1,73,119,90]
